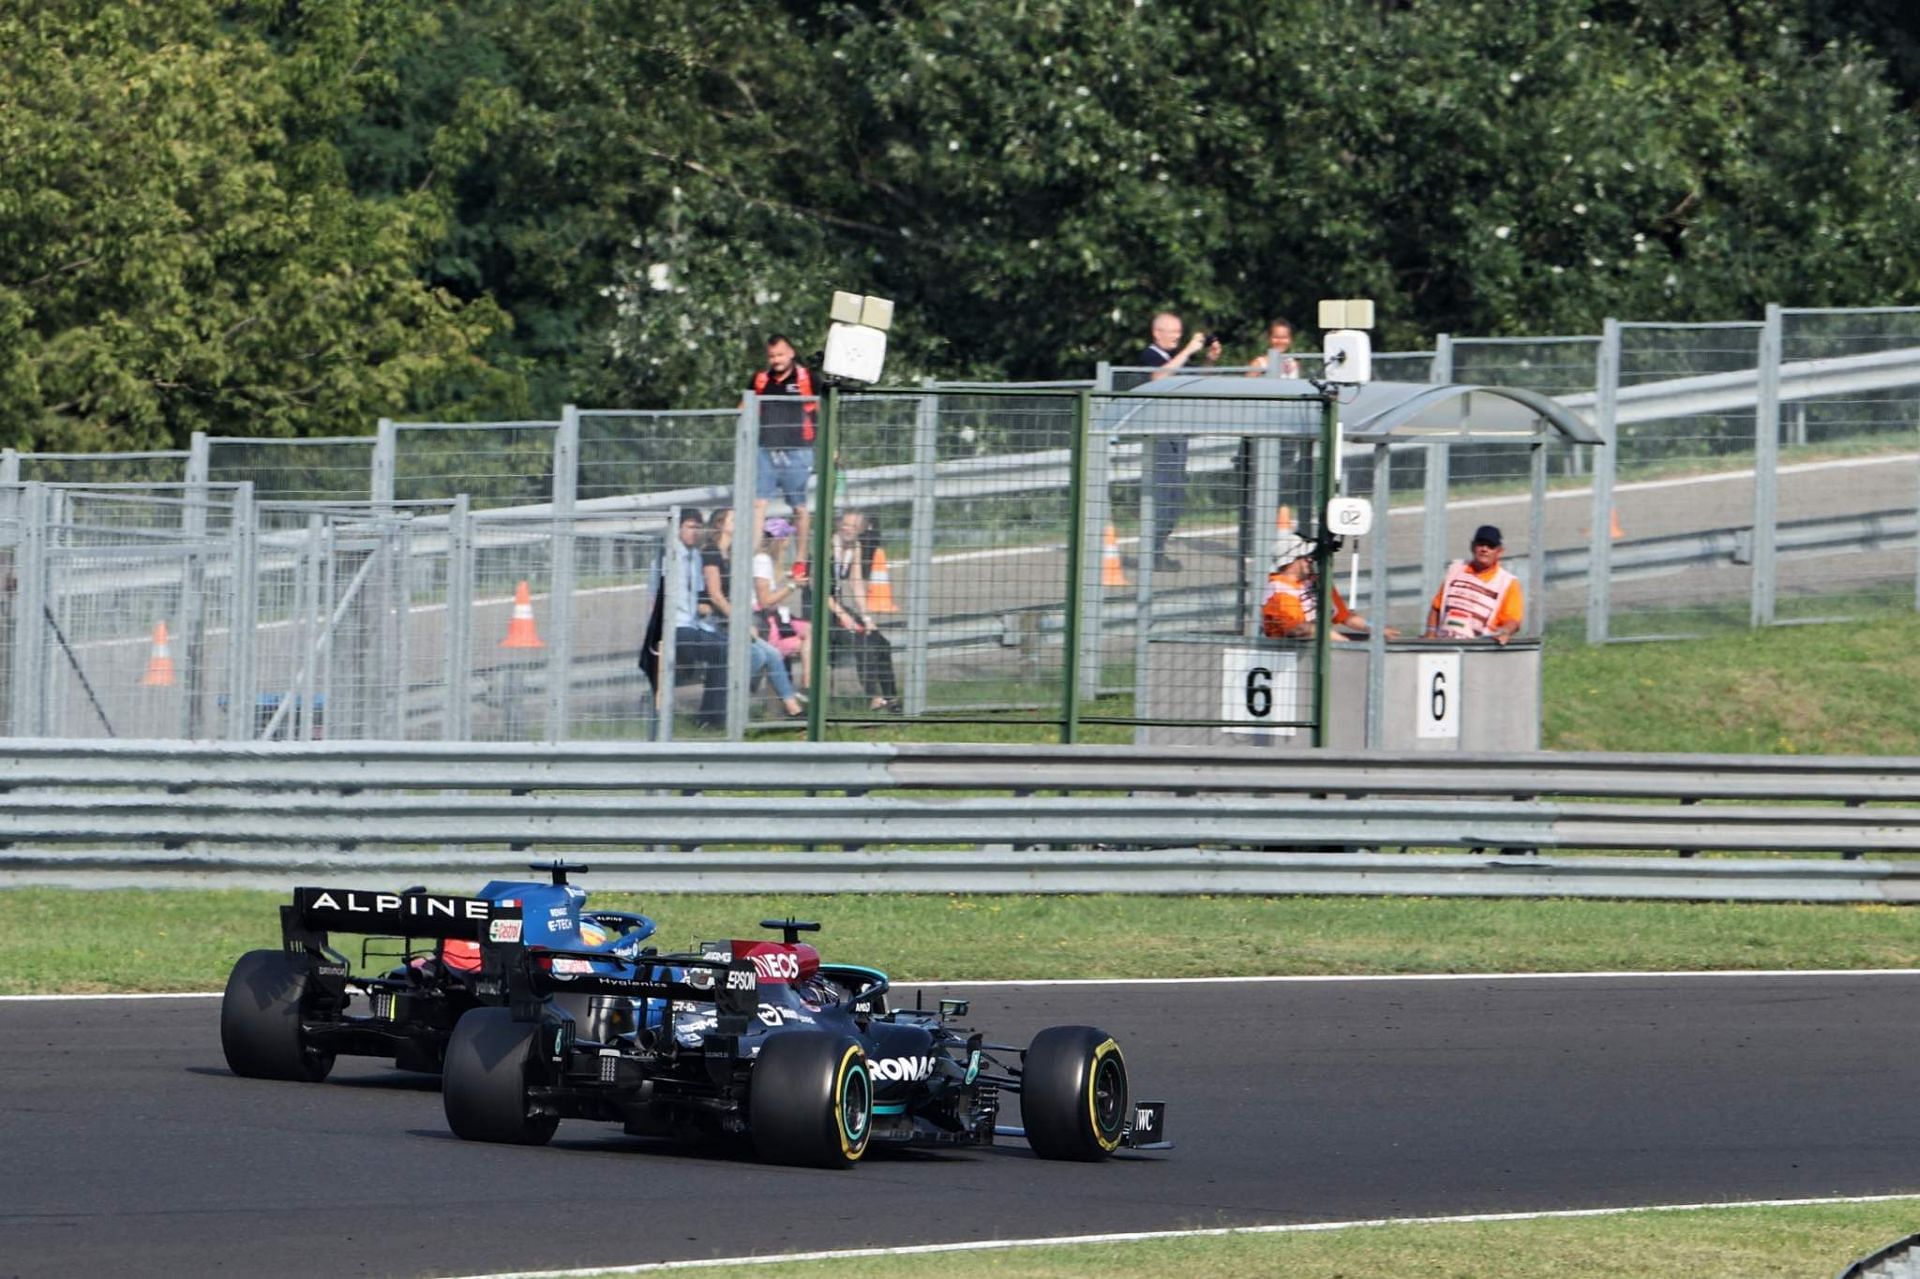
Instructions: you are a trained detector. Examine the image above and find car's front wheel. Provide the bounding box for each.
[442,1009,558,1146]
[220,950,334,1082]
[749,1033,872,1168]
[1020,1025,1129,1161]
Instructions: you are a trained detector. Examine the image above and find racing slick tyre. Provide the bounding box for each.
[220,949,335,1082]
[749,1032,873,1169]
[1021,1025,1129,1161]
[442,1009,559,1146]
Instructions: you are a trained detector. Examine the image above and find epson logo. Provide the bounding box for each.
[870,1055,937,1083]
[305,891,488,921]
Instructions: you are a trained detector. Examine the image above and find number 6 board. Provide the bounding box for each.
[1416,651,1461,740]
[1219,647,1300,736]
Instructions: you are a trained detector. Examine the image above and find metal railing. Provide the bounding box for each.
[6,740,1920,900]
[3,306,1918,746]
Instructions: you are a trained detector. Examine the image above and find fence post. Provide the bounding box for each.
[1130,435,1157,747]
[445,494,473,741]
[391,518,414,739]
[1752,304,1782,628]
[1311,394,1340,748]
[1061,389,1092,742]
[1422,335,1453,595]
[1365,444,1391,749]
[1248,437,1284,638]
[177,434,211,738]
[372,418,396,510]
[1586,319,1621,644]
[12,483,48,736]
[225,483,258,742]
[805,387,839,742]
[904,382,938,716]
[0,449,17,483]
[1078,396,1113,703]
[725,397,758,740]
[1528,433,1549,634]
[546,405,580,741]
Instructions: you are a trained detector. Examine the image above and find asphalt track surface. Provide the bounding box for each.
[5,973,1920,1278]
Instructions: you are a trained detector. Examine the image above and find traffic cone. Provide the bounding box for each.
[866,546,899,613]
[1609,507,1624,540]
[141,621,175,687]
[1101,524,1130,588]
[501,580,545,649]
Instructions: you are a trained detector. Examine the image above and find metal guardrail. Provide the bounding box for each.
[4,740,1920,899]
[5,739,1920,800]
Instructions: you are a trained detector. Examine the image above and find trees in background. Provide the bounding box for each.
[0,1,505,451]
[5,0,1917,451]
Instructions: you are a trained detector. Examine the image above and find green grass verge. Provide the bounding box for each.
[557,1199,1920,1279]
[6,891,1918,995]
[1543,611,1920,754]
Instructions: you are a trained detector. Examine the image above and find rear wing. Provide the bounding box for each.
[489,942,761,1031]
[281,887,524,951]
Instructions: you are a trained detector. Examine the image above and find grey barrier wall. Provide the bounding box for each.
[5,740,1920,899]
[2,304,1918,743]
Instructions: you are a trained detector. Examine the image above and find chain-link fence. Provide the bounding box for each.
[4,306,1919,744]
[1773,307,1920,626]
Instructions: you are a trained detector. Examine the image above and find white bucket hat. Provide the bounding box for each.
[1271,532,1315,569]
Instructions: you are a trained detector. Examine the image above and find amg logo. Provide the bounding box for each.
[870,1055,938,1083]
[305,890,489,921]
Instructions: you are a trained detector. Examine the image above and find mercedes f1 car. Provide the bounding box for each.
[440,918,1169,1167]
[220,862,653,1082]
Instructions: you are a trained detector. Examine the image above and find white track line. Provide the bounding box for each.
[444,1193,1920,1278]
[8,967,1920,1003]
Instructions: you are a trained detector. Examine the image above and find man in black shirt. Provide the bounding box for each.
[747,335,816,562]
[1140,312,1209,571]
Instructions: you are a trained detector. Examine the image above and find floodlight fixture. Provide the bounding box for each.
[1317,298,1376,331]
[1318,297,1375,386]
[823,291,895,384]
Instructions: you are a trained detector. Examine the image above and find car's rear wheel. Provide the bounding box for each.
[750,1033,872,1168]
[1020,1025,1129,1161]
[220,950,334,1082]
[442,1009,558,1145]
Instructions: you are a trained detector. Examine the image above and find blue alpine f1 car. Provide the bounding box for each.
[441,919,1169,1167]
[220,862,650,1082]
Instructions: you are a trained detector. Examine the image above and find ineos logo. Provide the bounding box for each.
[750,952,801,981]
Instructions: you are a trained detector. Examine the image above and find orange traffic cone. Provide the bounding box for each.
[141,621,175,687]
[1609,507,1624,540]
[1101,524,1130,588]
[866,546,899,613]
[501,580,545,649]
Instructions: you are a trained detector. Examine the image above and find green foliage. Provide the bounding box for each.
[0,0,507,452]
[6,0,1919,444]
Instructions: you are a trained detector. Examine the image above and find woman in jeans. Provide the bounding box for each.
[828,510,900,713]
[700,508,804,719]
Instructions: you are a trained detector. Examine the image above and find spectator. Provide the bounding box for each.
[1425,524,1524,644]
[1260,533,1388,640]
[700,508,805,718]
[747,334,816,561]
[828,509,901,713]
[1247,318,1302,378]
[640,508,724,729]
[753,515,811,695]
[1140,311,1210,571]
